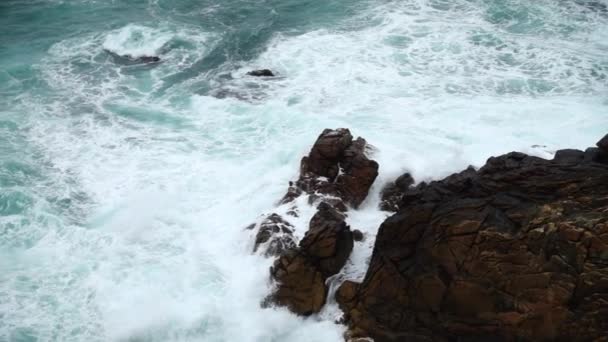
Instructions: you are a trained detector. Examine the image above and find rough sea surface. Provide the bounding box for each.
[1,0,607,341]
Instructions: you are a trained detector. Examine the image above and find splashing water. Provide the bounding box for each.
[1,0,607,341]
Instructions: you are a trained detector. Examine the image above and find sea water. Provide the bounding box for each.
[1,0,607,341]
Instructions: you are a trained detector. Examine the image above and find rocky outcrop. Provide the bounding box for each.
[249,128,376,315]
[251,213,296,257]
[251,128,376,258]
[270,202,354,315]
[379,172,414,212]
[253,128,608,340]
[282,128,379,210]
[337,135,608,341]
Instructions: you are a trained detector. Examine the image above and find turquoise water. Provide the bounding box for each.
[1,0,607,341]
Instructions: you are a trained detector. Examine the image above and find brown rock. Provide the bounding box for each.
[269,203,354,315]
[256,129,379,316]
[281,129,379,209]
[301,202,354,276]
[337,137,608,341]
[270,249,326,315]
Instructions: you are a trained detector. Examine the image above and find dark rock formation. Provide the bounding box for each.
[337,135,608,341]
[251,128,375,265]
[269,202,354,315]
[594,133,608,163]
[104,49,161,65]
[137,56,161,63]
[379,172,414,212]
[597,133,608,150]
[252,129,376,315]
[252,213,296,257]
[281,128,379,210]
[352,229,364,242]
[247,69,275,77]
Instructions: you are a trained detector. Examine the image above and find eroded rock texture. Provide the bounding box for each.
[282,128,379,210]
[338,139,608,341]
[270,202,354,315]
[379,172,414,212]
[252,213,296,257]
[252,128,377,258]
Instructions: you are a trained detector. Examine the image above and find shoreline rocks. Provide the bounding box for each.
[104,49,161,64]
[250,128,378,315]
[251,128,608,341]
[337,134,608,341]
[269,203,354,315]
[281,128,379,210]
[251,213,296,257]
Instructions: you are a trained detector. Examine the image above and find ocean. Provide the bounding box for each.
[1,0,607,341]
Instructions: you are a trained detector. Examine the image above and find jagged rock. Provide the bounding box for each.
[269,249,326,315]
[247,69,274,77]
[301,202,353,276]
[337,139,608,341]
[253,213,296,257]
[255,129,375,315]
[379,172,414,211]
[269,203,354,315]
[281,128,379,209]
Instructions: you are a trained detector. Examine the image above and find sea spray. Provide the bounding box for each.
[0,0,607,341]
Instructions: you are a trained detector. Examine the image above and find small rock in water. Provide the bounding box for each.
[247,69,275,77]
[352,229,364,242]
[136,56,160,63]
[104,49,161,65]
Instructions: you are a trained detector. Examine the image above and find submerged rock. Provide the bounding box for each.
[379,172,414,211]
[337,134,608,341]
[136,56,160,63]
[252,213,296,257]
[104,50,160,65]
[247,69,275,77]
[104,49,161,65]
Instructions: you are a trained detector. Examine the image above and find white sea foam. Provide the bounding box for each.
[3,0,607,341]
[102,24,174,59]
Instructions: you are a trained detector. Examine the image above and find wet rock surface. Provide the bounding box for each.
[269,202,354,315]
[252,213,296,257]
[379,172,414,212]
[281,128,379,210]
[250,128,374,315]
[337,135,608,341]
